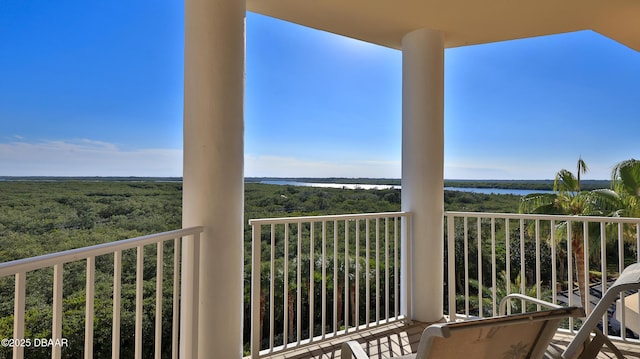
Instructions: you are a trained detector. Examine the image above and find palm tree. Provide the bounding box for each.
[611,158,640,218]
[519,158,620,309]
[576,156,588,191]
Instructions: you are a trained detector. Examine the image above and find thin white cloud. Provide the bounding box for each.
[444,159,613,180]
[5,140,612,180]
[245,154,400,178]
[0,139,182,176]
[1,141,402,178]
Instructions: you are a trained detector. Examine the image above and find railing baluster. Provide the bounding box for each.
[333,220,338,334]
[321,221,327,339]
[364,218,369,328]
[113,250,122,359]
[464,217,469,317]
[619,222,626,340]
[250,224,261,358]
[355,219,360,330]
[535,219,541,307]
[172,238,180,359]
[269,224,275,351]
[385,217,389,322]
[375,218,380,325]
[583,221,590,314]
[519,218,525,312]
[637,223,640,263]
[619,222,625,280]
[394,216,399,319]
[447,215,456,321]
[85,256,95,359]
[52,264,63,359]
[13,272,26,359]
[155,241,163,359]
[505,218,510,314]
[491,217,496,316]
[181,230,201,358]
[636,223,640,340]
[135,247,143,359]
[309,222,314,341]
[344,220,349,332]
[567,220,574,331]
[283,224,289,347]
[600,222,608,336]
[297,222,302,344]
[477,217,483,317]
[550,220,556,305]
[402,215,412,321]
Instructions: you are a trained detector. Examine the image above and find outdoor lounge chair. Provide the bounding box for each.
[343,263,640,359]
[548,262,640,359]
[341,306,584,359]
[504,263,640,359]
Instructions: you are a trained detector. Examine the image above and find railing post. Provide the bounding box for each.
[180,232,200,359]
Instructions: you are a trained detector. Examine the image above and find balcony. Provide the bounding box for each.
[1,211,640,358]
[177,0,640,356]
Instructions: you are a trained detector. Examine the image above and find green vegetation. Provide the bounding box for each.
[0,179,522,357]
[0,181,183,358]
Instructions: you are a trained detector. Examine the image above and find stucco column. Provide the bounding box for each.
[401,28,445,323]
[183,0,245,357]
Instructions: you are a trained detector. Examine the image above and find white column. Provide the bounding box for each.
[183,0,245,357]
[401,28,445,323]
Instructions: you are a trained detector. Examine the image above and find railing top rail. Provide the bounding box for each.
[248,211,411,225]
[445,211,640,224]
[0,226,204,277]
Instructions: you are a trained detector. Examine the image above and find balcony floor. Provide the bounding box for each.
[256,321,640,359]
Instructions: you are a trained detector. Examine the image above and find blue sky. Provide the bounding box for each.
[1,1,639,179]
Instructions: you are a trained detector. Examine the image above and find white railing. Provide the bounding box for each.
[249,212,411,358]
[0,227,203,359]
[445,211,640,341]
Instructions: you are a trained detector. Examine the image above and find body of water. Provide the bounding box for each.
[260,180,552,196]
[261,180,401,190]
[444,187,552,195]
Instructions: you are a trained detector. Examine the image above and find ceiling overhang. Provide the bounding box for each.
[247,0,640,51]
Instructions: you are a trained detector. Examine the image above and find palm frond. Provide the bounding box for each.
[613,159,640,197]
[583,189,621,216]
[554,169,578,193]
[519,193,559,214]
[577,157,589,175]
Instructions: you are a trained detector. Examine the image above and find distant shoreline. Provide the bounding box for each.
[0,176,612,190]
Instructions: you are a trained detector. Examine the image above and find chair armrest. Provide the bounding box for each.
[341,341,370,359]
[499,293,562,315]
